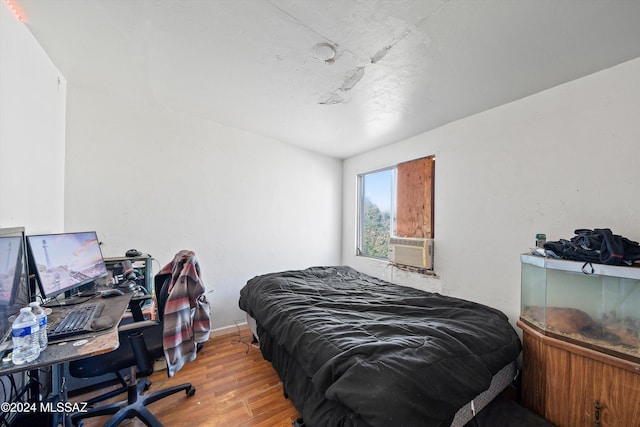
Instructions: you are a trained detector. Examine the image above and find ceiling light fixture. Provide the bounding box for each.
[313,42,336,62]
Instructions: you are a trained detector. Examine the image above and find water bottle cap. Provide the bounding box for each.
[28,302,40,307]
[20,307,31,313]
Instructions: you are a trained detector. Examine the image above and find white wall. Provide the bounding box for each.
[343,57,640,326]
[0,3,66,233]
[64,86,343,329]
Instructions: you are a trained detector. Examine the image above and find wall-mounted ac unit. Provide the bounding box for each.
[388,237,434,269]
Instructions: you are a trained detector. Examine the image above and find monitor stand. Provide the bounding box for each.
[76,282,98,297]
[45,287,96,307]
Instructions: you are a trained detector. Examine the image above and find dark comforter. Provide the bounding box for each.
[239,266,521,427]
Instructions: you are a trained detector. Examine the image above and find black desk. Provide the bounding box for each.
[0,289,133,425]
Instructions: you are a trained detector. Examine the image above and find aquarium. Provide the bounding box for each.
[520,254,640,362]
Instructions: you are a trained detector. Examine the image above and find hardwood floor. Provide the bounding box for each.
[71,328,300,426]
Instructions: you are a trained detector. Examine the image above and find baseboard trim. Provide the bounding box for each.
[210,322,249,338]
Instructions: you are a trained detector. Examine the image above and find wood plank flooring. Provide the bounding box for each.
[71,328,300,426]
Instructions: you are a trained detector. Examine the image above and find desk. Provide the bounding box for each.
[0,289,133,425]
[0,289,133,375]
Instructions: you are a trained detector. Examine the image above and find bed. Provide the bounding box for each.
[239,266,521,427]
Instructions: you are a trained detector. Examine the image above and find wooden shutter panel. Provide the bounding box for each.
[396,156,434,238]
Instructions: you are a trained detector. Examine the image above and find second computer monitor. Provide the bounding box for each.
[0,227,30,349]
[26,231,108,300]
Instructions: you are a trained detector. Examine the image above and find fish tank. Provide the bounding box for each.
[520,254,640,363]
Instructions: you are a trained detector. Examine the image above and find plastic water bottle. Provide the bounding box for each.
[11,307,40,365]
[29,301,48,351]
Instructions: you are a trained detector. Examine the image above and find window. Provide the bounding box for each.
[357,156,435,262]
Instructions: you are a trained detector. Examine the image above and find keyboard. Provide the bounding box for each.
[47,302,105,341]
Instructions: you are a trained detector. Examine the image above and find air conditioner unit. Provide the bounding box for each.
[388,237,434,269]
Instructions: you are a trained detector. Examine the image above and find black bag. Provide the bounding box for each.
[543,228,640,266]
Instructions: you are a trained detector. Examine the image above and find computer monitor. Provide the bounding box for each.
[26,231,108,300]
[0,227,30,351]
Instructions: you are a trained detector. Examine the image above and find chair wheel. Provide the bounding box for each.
[186,385,196,397]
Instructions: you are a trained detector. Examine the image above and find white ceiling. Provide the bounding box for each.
[14,0,640,159]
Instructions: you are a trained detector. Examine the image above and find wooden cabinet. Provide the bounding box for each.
[518,321,640,427]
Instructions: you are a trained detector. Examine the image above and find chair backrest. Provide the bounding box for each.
[153,274,172,322]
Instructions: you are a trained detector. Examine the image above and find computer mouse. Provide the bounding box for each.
[101,289,124,298]
[91,316,114,331]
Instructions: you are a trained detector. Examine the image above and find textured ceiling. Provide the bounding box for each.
[14,0,640,158]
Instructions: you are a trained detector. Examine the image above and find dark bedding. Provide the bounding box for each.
[239,266,521,427]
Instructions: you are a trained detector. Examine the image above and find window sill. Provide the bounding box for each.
[389,262,437,277]
[355,254,437,278]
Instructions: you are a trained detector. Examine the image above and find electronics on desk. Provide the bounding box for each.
[103,254,153,295]
[26,231,108,305]
[100,289,124,298]
[2,231,153,349]
[103,254,153,316]
[47,302,109,342]
[0,227,31,354]
[22,230,117,342]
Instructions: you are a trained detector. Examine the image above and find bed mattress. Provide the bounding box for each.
[239,266,521,427]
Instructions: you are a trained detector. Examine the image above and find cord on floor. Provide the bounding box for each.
[230,320,259,354]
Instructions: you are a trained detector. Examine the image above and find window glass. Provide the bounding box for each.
[359,169,393,258]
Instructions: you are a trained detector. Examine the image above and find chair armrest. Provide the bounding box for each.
[131,294,153,303]
[118,319,159,333]
[129,294,154,321]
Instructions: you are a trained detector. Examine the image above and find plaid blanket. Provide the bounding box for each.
[158,250,211,377]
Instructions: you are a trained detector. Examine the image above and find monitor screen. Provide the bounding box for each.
[26,231,108,300]
[0,227,30,350]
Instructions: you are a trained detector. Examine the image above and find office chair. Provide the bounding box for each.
[68,288,196,427]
